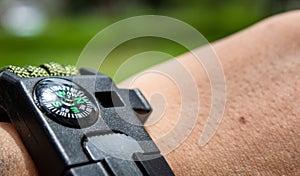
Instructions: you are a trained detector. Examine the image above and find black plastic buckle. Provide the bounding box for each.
[0,68,174,176]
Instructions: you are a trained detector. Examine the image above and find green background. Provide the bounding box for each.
[0,0,298,82]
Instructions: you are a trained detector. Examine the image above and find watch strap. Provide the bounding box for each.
[3,62,79,78]
[0,63,174,176]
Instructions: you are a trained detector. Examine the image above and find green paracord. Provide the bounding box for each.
[2,62,79,78]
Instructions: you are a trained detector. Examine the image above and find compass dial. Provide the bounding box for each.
[34,78,99,128]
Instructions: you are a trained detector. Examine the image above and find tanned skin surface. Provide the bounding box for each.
[0,11,299,176]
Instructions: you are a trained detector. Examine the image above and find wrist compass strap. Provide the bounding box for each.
[4,62,79,78]
[0,62,174,176]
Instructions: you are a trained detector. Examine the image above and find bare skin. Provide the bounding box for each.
[0,10,299,175]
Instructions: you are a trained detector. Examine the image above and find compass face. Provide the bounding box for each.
[34,78,99,128]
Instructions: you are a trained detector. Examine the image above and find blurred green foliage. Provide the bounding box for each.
[0,0,297,82]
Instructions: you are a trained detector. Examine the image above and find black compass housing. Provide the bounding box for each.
[0,68,174,176]
[34,78,99,128]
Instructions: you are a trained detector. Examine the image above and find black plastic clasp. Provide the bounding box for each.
[0,69,174,176]
[119,89,152,124]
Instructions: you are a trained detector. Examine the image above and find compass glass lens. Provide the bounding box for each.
[34,78,99,128]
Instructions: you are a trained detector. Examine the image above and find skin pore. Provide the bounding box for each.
[0,10,299,175]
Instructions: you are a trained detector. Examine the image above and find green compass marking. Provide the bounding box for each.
[56,91,66,98]
[52,101,63,108]
[70,107,80,114]
[74,97,89,104]
[35,78,99,127]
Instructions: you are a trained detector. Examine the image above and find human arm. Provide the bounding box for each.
[0,10,299,175]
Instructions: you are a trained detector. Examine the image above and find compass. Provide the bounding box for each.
[34,78,99,128]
